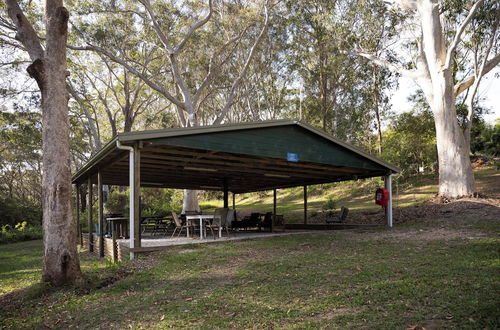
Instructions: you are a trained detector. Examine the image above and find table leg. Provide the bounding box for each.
[199,217,204,239]
[186,218,190,238]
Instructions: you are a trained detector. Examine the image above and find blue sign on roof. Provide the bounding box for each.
[287,152,299,162]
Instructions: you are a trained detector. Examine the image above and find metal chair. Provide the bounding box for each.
[171,211,189,238]
[326,207,349,224]
[259,212,273,231]
[207,208,231,239]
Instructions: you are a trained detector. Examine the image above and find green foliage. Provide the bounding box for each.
[471,119,500,156]
[382,109,437,175]
[283,0,397,144]
[322,196,337,210]
[0,196,41,227]
[0,222,42,244]
[14,221,28,231]
[105,190,129,215]
[141,188,182,215]
[0,104,42,227]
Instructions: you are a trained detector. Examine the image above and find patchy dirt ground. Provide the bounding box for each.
[394,197,499,224]
[307,196,500,226]
[352,226,491,243]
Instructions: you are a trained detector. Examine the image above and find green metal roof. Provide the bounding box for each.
[72,119,399,192]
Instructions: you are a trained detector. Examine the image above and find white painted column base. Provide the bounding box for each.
[385,174,393,227]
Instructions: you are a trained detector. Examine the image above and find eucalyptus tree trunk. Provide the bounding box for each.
[181,113,200,213]
[429,74,475,197]
[182,189,201,213]
[416,0,475,197]
[6,0,82,285]
[40,1,82,285]
[358,0,499,198]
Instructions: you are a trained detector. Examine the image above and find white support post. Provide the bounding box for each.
[385,174,393,227]
[129,149,136,259]
[116,141,136,260]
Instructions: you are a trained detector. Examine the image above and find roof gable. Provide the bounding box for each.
[146,124,388,172]
[72,120,399,188]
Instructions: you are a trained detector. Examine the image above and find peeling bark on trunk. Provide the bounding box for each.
[431,74,475,197]
[6,0,82,285]
[41,2,82,285]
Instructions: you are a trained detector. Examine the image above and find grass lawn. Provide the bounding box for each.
[1,215,499,329]
[0,240,42,295]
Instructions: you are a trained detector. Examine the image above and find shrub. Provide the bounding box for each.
[322,197,337,211]
[0,222,42,244]
[0,196,41,227]
[105,190,129,215]
[141,188,182,215]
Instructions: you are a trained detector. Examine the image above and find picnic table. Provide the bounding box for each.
[141,216,174,235]
[185,214,221,240]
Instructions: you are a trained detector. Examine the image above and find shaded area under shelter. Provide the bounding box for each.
[72,119,400,259]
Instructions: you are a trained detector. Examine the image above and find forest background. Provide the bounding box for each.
[0,0,498,230]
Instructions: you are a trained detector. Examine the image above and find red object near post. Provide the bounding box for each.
[375,188,389,207]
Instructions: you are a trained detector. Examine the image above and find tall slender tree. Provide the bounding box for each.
[283,0,395,148]
[4,0,82,284]
[357,0,499,198]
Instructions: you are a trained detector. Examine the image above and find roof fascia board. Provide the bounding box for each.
[71,136,119,183]
[117,119,296,142]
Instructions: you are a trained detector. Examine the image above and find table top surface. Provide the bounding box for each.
[186,214,221,219]
[106,217,129,221]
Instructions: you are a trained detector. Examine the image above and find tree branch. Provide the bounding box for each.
[415,32,434,103]
[138,0,174,54]
[454,52,500,96]
[357,52,419,80]
[0,16,17,31]
[68,44,185,110]
[138,0,212,124]
[173,0,213,54]
[444,0,484,70]
[67,81,102,150]
[464,11,499,147]
[213,3,270,125]
[5,0,44,61]
[192,33,242,108]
